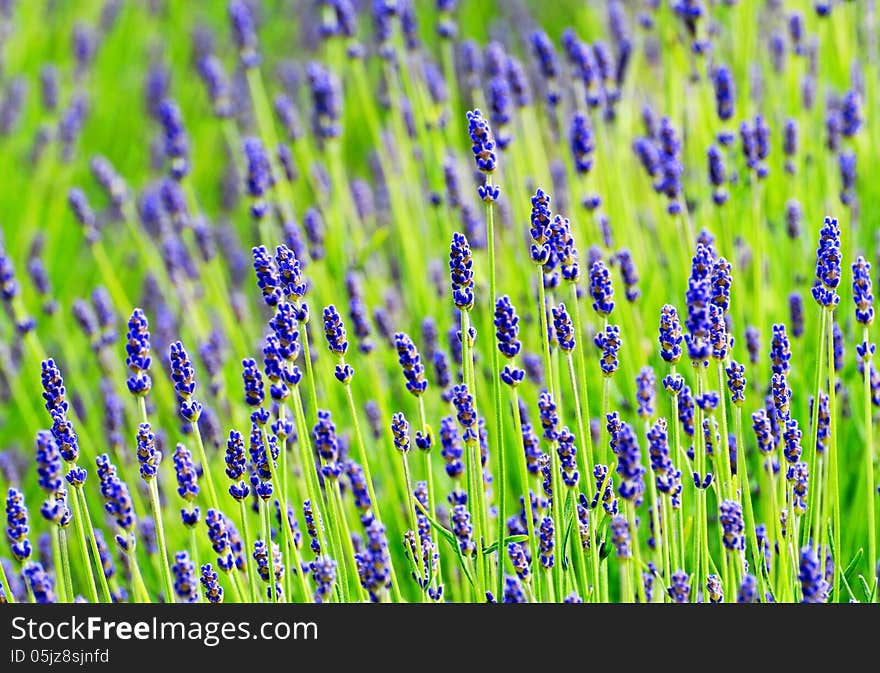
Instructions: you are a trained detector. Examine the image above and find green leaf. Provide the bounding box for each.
[414,498,474,588]
[827,526,856,603]
[842,548,863,582]
[857,575,872,604]
[560,494,576,570]
[838,571,857,603]
[481,534,528,556]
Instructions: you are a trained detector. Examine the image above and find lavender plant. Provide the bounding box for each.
[0,0,876,605]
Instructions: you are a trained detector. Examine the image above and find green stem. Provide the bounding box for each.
[262,497,277,604]
[401,451,427,602]
[804,309,828,549]
[343,379,403,598]
[0,543,15,603]
[570,489,590,602]
[58,526,74,603]
[627,500,646,603]
[549,441,565,600]
[49,524,65,603]
[290,387,330,554]
[279,484,312,603]
[330,482,361,602]
[568,284,595,491]
[90,240,134,315]
[459,309,487,598]
[66,477,99,603]
[733,406,768,601]
[669,367,685,573]
[661,494,674,601]
[417,395,442,599]
[239,499,259,603]
[599,377,611,466]
[226,568,246,603]
[126,545,151,603]
[695,366,711,601]
[289,390,340,600]
[825,308,842,601]
[191,421,220,512]
[148,480,175,603]
[536,272,555,403]
[298,312,321,429]
[507,384,538,578]
[646,458,666,600]
[262,436,292,604]
[715,361,734,499]
[75,486,113,603]
[863,325,877,586]
[484,182,507,601]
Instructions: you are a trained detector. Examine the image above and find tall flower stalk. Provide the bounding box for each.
[449,228,487,596]
[811,217,842,600]
[466,107,507,601]
[853,256,877,585]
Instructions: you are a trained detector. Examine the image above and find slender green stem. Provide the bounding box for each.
[342,381,381,527]
[24,571,36,603]
[646,459,666,600]
[261,497,277,604]
[669,366,685,572]
[694,365,711,601]
[484,182,507,601]
[825,308,842,601]
[239,500,259,603]
[330,482,362,602]
[90,240,134,315]
[417,395,442,599]
[569,489,590,602]
[401,451,426,602]
[66,477,99,603]
[126,544,151,603]
[298,313,321,429]
[342,378,403,598]
[49,524,66,603]
[536,272,555,403]
[58,526,74,603]
[564,349,598,598]
[627,500,646,603]
[804,309,828,549]
[290,387,331,555]
[599,377,611,466]
[0,543,15,604]
[147,480,175,603]
[568,284,595,491]
[863,325,877,585]
[767,456,789,601]
[262,439,291,604]
[733,406,768,601]
[459,309,487,597]
[75,486,113,603]
[191,421,220,511]
[660,494,674,601]
[272,463,312,604]
[715,361,734,499]
[290,391,342,601]
[226,568,246,603]
[548,441,565,600]
[506,384,538,578]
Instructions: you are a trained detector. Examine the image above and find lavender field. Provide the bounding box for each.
[0,0,876,604]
